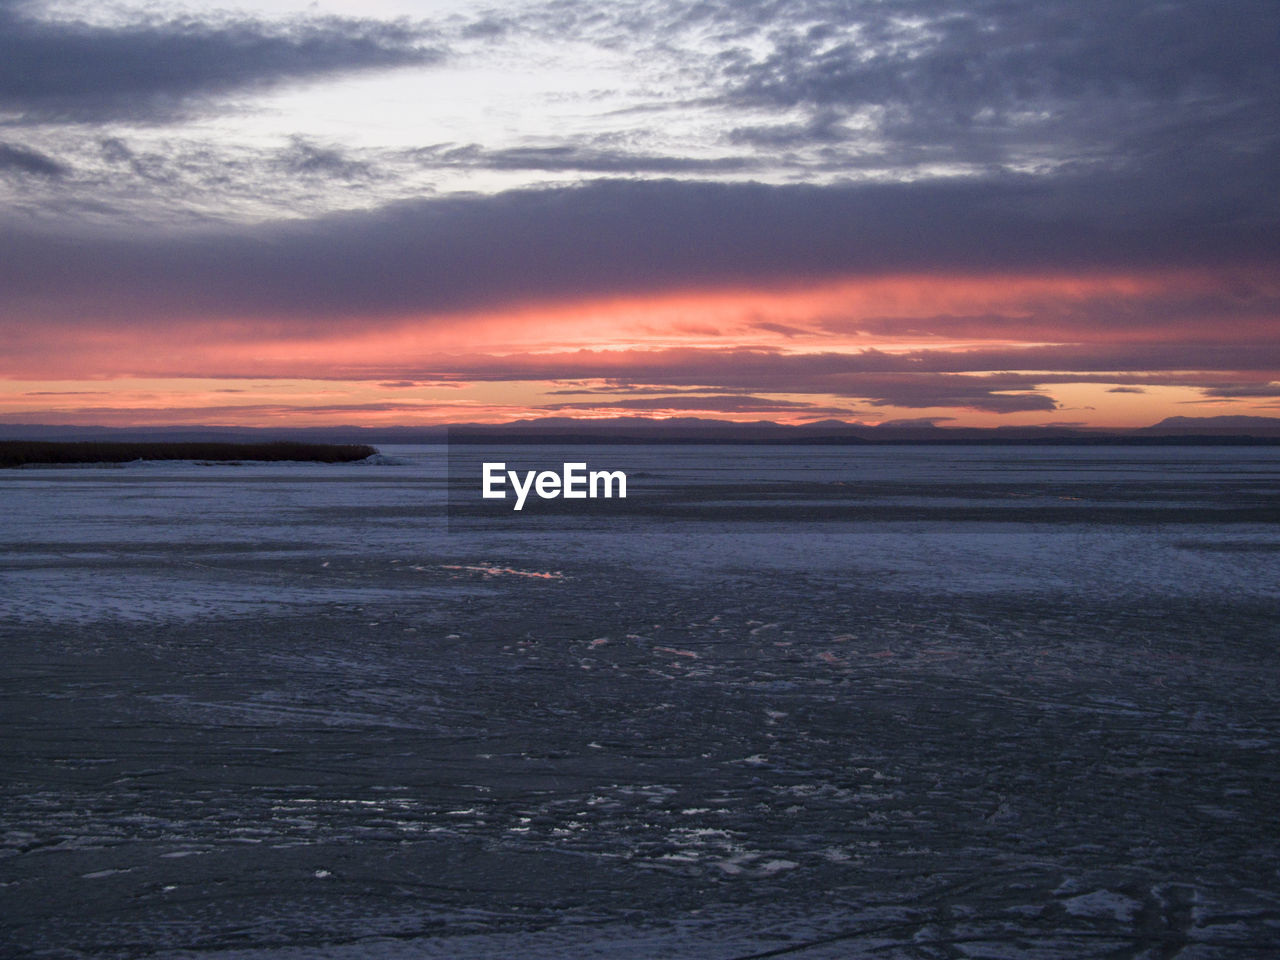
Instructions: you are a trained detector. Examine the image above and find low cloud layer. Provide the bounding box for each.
[3,175,1276,327]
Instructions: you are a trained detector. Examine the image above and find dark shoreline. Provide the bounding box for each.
[0,440,379,468]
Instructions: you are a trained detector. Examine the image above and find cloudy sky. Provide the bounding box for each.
[2,0,1277,428]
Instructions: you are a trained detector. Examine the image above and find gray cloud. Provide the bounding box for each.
[22,389,105,396]
[0,140,65,176]
[0,3,443,122]
[494,346,1280,385]
[545,385,759,396]
[541,394,853,414]
[878,417,955,427]
[412,143,758,175]
[94,137,180,185]
[565,0,1279,205]
[863,382,1057,414]
[372,0,1275,192]
[536,378,1050,415]
[727,109,854,148]
[3,175,1275,329]
[4,0,1276,238]
[534,364,1060,414]
[393,347,1280,410]
[1200,383,1280,398]
[277,138,376,181]
[712,1,1279,154]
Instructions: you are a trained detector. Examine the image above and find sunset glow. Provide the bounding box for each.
[2,0,1277,431]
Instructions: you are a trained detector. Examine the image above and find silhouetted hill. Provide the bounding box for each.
[1141,416,1280,437]
[3,415,1279,445]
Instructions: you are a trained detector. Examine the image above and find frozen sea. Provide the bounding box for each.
[2,444,1279,959]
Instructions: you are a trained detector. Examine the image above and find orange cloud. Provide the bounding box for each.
[4,266,1278,428]
[6,266,1272,381]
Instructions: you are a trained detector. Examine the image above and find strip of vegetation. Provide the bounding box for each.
[0,440,379,468]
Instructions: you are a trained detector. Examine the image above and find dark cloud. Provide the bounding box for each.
[751,322,811,339]
[721,1,1273,110]
[504,1,1272,204]
[22,389,105,396]
[541,394,853,414]
[0,3,443,122]
[545,385,759,396]
[94,136,179,184]
[536,380,1051,416]
[863,382,1057,414]
[414,143,757,175]
[459,17,512,41]
[710,0,1280,177]
[1106,386,1146,394]
[820,343,1280,376]
[727,109,851,147]
[98,137,133,165]
[433,345,1280,387]
[376,379,467,389]
[877,417,955,427]
[1200,383,1280,398]
[277,138,375,181]
[414,351,1063,413]
[3,175,1276,329]
[392,347,1280,414]
[0,141,66,177]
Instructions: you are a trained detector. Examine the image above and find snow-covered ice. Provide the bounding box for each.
[2,444,1278,957]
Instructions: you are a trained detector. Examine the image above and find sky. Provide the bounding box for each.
[1,0,1278,429]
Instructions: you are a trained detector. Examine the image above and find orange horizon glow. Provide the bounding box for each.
[1,374,1276,429]
[4,267,1278,429]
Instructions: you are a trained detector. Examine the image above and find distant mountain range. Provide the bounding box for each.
[3,415,1280,444]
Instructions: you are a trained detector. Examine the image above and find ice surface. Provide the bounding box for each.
[2,445,1279,957]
